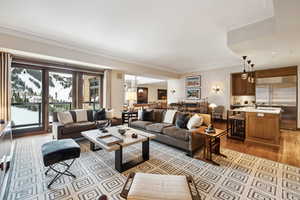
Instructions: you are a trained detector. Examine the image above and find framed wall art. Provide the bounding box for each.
[185,75,201,100]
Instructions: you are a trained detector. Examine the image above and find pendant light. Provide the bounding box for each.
[241,56,248,80]
[248,64,255,83]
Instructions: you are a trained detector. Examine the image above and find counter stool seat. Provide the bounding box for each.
[42,139,80,188]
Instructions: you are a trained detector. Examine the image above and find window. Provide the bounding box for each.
[11,66,43,130]
[48,71,73,123]
[82,74,102,110]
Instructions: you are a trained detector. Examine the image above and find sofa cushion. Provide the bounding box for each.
[130,120,153,129]
[94,109,106,120]
[75,109,88,122]
[162,126,192,141]
[62,121,96,135]
[175,113,190,129]
[142,110,154,121]
[153,109,165,123]
[187,114,203,130]
[145,123,173,133]
[163,110,177,124]
[57,111,74,125]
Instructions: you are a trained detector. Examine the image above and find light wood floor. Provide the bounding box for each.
[214,121,300,168]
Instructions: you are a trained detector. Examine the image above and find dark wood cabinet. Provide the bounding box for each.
[231,73,255,96]
[245,112,280,148]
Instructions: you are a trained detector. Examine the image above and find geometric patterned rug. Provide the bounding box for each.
[7,134,300,200]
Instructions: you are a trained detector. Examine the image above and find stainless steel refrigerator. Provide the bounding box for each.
[256,75,297,130]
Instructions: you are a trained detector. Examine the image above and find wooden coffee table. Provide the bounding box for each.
[81,126,156,172]
[194,127,227,166]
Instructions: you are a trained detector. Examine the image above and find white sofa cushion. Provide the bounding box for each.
[163,110,177,124]
[127,173,193,200]
[74,109,88,122]
[105,109,114,119]
[57,111,74,125]
[187,114,203,130]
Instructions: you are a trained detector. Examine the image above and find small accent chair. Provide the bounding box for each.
[121,172,201,200]
[42,139,80,188]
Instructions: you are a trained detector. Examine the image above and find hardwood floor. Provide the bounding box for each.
[214,120,300,168]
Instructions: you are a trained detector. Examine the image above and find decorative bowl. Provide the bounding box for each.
[118,129,126,135]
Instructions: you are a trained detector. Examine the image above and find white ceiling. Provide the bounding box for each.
[0,0,274,73]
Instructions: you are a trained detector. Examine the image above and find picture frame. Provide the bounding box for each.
[185,75,201,100]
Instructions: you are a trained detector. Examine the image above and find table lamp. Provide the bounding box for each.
[126,90,137,111]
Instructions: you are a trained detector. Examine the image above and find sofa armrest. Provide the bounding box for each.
[52,122,64,140]
[188,130,205,152]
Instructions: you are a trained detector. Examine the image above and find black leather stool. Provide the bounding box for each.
[42,139,80,188]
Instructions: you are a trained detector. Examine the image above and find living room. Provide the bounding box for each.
[1,1,300,200]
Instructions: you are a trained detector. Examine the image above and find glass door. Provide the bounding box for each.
[11,66,44,132]
[48,71,73,124]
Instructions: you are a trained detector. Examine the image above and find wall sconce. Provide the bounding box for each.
[212,85,221,93]
[171,89,176,94]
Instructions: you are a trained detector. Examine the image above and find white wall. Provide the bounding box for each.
[167,79,185,103]
[168,66,241,111]
[138,83,167,103]
[110,70,124,118]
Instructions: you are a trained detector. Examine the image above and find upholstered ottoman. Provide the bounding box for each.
[42,139,80,188]
[121,173,200,200]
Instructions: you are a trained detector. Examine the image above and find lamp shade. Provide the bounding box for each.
[126,90,137,101]
[209,103,217,109]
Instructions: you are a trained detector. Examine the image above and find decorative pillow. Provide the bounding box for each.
[94,109,106,120]
[105,109,114,119]
[138,108,143,120]
[163,110,177,124]
[75,109,88,122]
[142,110,154,121]
[57,111,73,125]
[175,113,190,129]
[187,114,203,130]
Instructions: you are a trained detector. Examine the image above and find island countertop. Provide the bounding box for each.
[231,107,281,114]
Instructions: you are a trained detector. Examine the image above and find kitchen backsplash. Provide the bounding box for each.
[231,95,256,105]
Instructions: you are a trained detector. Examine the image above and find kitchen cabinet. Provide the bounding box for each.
[231,73,255,96]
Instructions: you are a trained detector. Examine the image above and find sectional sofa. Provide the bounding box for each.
[129,109,211,156]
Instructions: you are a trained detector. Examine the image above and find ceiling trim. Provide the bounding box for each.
[0,24,178,74]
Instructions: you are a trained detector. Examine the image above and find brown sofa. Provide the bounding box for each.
[129,109,211,156]
[52,110,122,139]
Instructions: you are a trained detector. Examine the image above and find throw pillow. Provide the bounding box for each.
[142,110,154,121]
[163,110,177,124]
[57,111,73,125]
[138,108,143,120]
[105,109,114,119]
[175,113,190,129]
[187,114,204,130]
[94,109,106,120]
[75,109,88,122]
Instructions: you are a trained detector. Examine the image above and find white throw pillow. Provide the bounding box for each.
[163,110,177,124]
[138,108,143,120]
[187,114,203,130]
[74,109,88,122]
[57,111,74,125]
[106,109,114,119]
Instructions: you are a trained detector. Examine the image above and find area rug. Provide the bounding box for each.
[7,134,300,200]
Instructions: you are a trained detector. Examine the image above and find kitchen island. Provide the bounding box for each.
[231,107,281,148]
